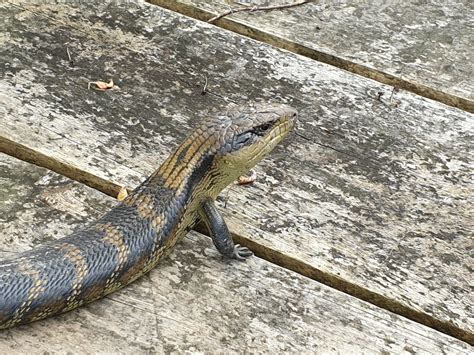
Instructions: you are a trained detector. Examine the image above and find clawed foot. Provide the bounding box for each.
[232,244,254,261]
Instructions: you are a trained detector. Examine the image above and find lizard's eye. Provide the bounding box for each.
[251,122,274,136]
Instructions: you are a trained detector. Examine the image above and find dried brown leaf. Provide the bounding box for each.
[88,79,114,91]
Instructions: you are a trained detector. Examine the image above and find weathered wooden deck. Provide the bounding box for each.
[0,0,472,353]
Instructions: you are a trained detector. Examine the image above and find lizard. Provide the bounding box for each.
[0,102,297,328]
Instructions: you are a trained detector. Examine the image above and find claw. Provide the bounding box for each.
[232,244,254,261]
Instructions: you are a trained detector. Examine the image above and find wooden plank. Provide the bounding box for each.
[150,0,474,112]
[2,154,472,353]
[1,1,473,344]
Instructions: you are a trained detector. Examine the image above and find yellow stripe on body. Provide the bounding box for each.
[95,223,130,294]
[60,243,89,312]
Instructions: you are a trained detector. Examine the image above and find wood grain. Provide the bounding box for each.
[2,154,472,352]
[0,1,472,344]
[149,0,474,112]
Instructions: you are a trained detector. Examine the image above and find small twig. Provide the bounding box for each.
[208,0,310,23]
[389,86,401,107]
[389,86,400,103]
[66,46,74,67]
[223,188,231,209]
[201,75,208,95]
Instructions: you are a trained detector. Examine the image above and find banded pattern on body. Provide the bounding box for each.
[0,103,297,328]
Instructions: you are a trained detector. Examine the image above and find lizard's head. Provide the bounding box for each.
[202,102,297,197]
[154,103,296,198]
[214,103,297,173]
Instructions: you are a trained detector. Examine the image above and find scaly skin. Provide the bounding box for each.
[0,103,297,328]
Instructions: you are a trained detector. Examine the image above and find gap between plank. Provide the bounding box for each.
[0,137,122,198]
[1,137,472,346]
[220,228,474,346]
[146,0,474,114]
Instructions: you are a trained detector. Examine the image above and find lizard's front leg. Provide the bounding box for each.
[199,197,253,261]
